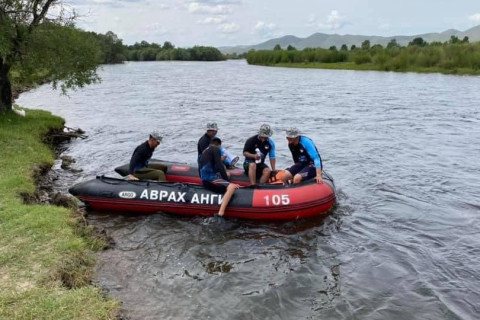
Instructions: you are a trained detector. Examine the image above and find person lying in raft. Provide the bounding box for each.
[242,124,276,186]
[199,137,240,216]
[281,127,323,185]
[127,131,167,181]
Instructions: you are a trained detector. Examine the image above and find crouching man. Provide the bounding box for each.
[199,137,240,216]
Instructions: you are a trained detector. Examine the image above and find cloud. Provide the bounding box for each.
[309,10,347,31]
[218,22,240,33]
[468,13,480,25]
[197,15,227,24]
[72,0,150,8]
[142,22,168,36]
[187,2,232,14]
[186,0,241,3]
[254,21,279,39]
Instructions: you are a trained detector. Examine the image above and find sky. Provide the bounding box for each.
[70,0,480,47]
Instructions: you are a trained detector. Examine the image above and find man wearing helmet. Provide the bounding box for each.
[197,122,238,170]
[127,131,167,181]
[282,127,323,185]
[197,122,219,160]
[242,124,276,185]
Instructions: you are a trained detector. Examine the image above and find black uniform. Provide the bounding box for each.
[129,141,154,174]
[200,146,230,193]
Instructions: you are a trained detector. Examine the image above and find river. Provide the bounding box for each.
[17,60,480,320]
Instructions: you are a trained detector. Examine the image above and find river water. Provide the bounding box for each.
[17,60,480,320]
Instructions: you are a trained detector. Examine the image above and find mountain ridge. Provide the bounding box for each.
[219,25,480,54]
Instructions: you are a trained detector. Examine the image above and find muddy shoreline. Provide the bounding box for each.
[29,127,115,249]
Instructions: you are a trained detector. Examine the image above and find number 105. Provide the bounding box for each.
[263,194,290,206]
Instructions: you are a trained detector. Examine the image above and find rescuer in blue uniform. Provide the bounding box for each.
[242,124,276,185]
[282,127,323,184]
[200,137,240,216]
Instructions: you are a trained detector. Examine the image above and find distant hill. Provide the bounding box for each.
[219,25,480,54]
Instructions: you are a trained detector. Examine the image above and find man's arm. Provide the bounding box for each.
[302,137,322,169]
[301,137,323,184]
[198,135,210,155]
[128,147,142,174]
[268,138,276,170]
[214,147,229,180]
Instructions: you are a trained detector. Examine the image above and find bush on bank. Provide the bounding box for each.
[246,39,480,75]
[0,109,119,319]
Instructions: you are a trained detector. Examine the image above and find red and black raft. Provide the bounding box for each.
[114,159,255,186]
[69,160,336,221]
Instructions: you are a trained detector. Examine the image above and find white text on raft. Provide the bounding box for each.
[139,189,223,205]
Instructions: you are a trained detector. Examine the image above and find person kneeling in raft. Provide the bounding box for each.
[127,131,167,181]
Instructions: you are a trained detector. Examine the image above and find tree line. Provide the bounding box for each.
[246,36,480,74]
[124,41,225,61]
[0,1,225,114]
[90,34,226,63]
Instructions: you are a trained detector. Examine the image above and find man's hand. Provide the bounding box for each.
[127,174,139,181]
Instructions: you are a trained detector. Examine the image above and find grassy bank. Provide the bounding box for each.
[261,62,480,75]
[0,109,119,319]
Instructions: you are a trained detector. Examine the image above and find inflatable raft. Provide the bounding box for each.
[69,160,336,220]
[115,159,258,186]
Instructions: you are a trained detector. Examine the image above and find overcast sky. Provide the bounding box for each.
[70,0,480,47]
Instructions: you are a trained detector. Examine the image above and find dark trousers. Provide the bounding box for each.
[134,163,167,181]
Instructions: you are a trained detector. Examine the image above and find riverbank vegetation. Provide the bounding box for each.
[1,1,225,114]
[0,110,120,319]
[246,36,480,75]
[124,41,225,61]
[1,1,103,113]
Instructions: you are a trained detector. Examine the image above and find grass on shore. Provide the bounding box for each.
[268,62,480,75]
[0,109,120,319]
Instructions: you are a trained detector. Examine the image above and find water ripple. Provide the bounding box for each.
[17,60,480,320]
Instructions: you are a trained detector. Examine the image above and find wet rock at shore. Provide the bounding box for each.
[61,155,83,173]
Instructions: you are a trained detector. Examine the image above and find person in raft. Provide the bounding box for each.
[281,127,323,185]
[242,124,276,186]
[197,122,219,163]
[200,137,240,216]
[197,122,239,169]
[127,131,167,181]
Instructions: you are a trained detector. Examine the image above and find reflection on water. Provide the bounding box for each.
[17,60,480,320]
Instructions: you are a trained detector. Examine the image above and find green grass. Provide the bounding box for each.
[269,62,480,75]
[0,109,120,319]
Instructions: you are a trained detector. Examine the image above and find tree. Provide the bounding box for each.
[273,44,282,51]
[95,31,126,64]
[361,40,371,50]
[286,45,296,51]
[387,39,399,49]
[409,37,427,47]
[163,41,174,50]
[0,1,101,114]
[449,35,460,44]
[340,44,348,51]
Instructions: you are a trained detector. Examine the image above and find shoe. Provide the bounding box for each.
[230,156,239,167]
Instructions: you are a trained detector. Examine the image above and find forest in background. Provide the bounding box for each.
[246,36,480,74]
